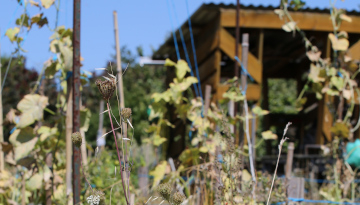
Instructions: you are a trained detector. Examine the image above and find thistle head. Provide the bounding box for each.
[121,108,132,120]
[95,78,116,100]
[172,192,186,205]
[157,183,172,201]
[71,132,82,148]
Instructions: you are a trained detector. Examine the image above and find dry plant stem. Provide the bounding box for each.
[107,102,130,205]
[266,122,292,205]
[81,154,93,193]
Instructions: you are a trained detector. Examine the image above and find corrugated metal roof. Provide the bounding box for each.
[153,3,360,59]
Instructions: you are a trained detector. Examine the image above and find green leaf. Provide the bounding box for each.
[17,94,49,128]
[16,14,30,28]
[41,0,54,9]
[153,135,167,146]
[31,13,48,28]
[149,161,167,188]
[5,27,20,42]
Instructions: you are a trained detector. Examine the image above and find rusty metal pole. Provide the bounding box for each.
[72,0,81,203]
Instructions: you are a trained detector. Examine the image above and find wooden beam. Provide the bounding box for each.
[198,50,221,82]
[220,9,360,33]
[200,50,222,94]
[258,29,264,63]
[219,28,262,83]
[348,40,360,60]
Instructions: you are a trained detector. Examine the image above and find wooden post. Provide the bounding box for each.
[204,85,212,116]
[0,34,4,171]
[285,142,294,183]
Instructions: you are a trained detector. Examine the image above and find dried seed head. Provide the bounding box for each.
[157,183,172,201]
[71,132,82,148]
[95,78,116,100]
[121,108,132,120]
[171,192,186,205]
[86,189,105,205]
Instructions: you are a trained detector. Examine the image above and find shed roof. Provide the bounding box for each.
[153,3,360,59]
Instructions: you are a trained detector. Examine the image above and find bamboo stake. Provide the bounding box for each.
[0,33,4,171]
[97,100,105,149]
[79,96,87,165]
[113,11,130,201]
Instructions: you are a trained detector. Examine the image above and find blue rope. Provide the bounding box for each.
[166,0,181,60]
[185,0,204,116]
[234,56,255,95]
[1,0,23,40]
[170,0,200,97]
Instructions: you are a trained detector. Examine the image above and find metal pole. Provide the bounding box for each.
[0,32,4,171]
[72,0,81,203]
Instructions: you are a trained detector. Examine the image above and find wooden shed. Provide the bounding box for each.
[153,3,360,156]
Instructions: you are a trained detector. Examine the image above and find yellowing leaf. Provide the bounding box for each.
[199,146,208,153]
[242,169,252,182]
[149,161,167,188]
[261,130,278,140]
[175,60,190,80]
[306,50,322,62]
[330,122,349,138]
[17,94,48,128]
[14,137,38,161]
[41,0,54,9]
[26,172,42,190]
[282,22,296,32]
[340,14,352,22]
[38,126,58,141]
[329,33,349,51]
[9,127,35,146]
[330,76,344,91]
[164,58,176,67]
[252,106,269,116]
[309,64,325,83]
[5,27,20,42]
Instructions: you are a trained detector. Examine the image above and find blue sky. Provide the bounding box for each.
[0,0,359,73]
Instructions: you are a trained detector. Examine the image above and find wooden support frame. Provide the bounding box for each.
[220,8,360,33]
[219,27,262,83]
